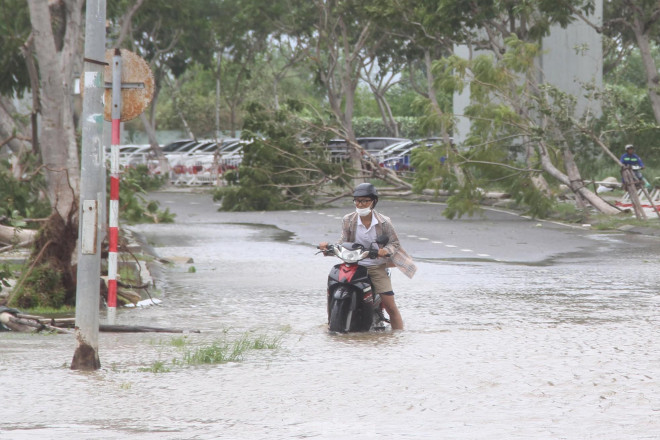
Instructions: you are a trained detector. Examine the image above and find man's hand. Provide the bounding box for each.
[377,248,390,258]
[319,242,328,251]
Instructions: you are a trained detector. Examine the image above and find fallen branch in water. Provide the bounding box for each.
[100,324,200,333]
[0,310,199,334]
[1,311,73,334]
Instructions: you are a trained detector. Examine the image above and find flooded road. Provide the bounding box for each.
[2,190,660,439]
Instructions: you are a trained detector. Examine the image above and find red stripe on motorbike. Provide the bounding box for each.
[339,264,358,282]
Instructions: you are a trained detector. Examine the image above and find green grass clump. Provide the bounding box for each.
[139,332,283,372]
[181,333,282,366]
[139,360,171,373]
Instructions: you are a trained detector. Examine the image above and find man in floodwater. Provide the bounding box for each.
[319,183,417,330]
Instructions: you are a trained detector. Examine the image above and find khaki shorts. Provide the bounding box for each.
[366,264,393,295]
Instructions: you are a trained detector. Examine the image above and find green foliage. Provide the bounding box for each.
[14,305,74,316]
[139,332,284,372]
[353,116,425,139]
[113,165,174,224]
[0,263,12,293]
[0,154,52,226]
[410,144,454,194]
[179,333,282,365]
[508,174,556,218]
[443,185,484,220]
[0,0,31,97]
[214,101,348,211]
[9,265,67,309]
[156,64,221,135]
[138,360,171,374]
[411,36,572,219]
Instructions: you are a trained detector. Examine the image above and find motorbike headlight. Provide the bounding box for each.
[338,249,369,263]
[340,249,359,263]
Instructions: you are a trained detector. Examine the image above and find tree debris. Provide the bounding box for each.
[0,308,198,334]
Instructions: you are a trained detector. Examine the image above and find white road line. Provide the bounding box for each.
[418,237,429,241]
[407,234,418,238]
[445,244,457,248]
[478,253,490,257]
[432,241,443,244]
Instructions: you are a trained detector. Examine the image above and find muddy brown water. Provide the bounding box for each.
[2,192,660,439]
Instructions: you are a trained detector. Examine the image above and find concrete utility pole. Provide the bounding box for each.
[71,0,106,371]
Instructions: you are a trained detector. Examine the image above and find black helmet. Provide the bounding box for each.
[353,183,379,207]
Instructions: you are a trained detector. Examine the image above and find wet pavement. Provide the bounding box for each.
[2,189,660,439]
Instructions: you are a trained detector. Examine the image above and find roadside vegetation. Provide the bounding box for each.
[0,165,171,310]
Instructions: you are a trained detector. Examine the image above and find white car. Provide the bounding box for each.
[112,144,152,168]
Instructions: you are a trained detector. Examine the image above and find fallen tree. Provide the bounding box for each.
[0,224,37,249]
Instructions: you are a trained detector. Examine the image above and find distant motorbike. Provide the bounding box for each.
[318,236,390,333]
[624,164,652,189]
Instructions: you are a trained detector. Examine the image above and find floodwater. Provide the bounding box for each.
[2,195,660,439]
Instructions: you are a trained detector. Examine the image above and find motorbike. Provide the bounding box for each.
[318,236,390,333]
[624,164,652,190]
[631,165,652,189]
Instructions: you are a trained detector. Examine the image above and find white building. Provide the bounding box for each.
[453,1,603,144]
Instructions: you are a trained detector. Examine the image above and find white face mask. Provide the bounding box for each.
[356,206,372,217]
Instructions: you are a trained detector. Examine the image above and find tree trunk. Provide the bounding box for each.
[0,225,37,246]
[27,0,83,220]
[563,149,588,209]
[22,0,85,306]
[139,113,170,175]
[630,12,660,125]
[538,142,619,214]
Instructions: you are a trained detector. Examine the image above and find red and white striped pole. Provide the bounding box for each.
[107,48,122,325]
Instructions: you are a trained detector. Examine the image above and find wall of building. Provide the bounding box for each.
[452,1,603,144]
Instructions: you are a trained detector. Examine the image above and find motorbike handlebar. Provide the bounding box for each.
[316,244,334,256]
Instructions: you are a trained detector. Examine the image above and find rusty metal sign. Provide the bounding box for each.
[102,48,154,122]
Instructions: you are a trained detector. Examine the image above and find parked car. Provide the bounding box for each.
[217,140,250,169]
[114,144,152,168]
[183,138,240,156]
[325,137,409,162]
[358,137,409,154]
[161,139,197,154]
[375,139,417,163]
[380,138,447,173]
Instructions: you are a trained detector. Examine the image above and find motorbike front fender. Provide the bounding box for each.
[333,288,352,300]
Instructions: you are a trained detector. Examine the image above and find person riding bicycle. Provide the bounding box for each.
[620,144,646,185]
[319,183,417,330]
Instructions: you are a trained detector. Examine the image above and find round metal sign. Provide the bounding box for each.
[102,48,154,122]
